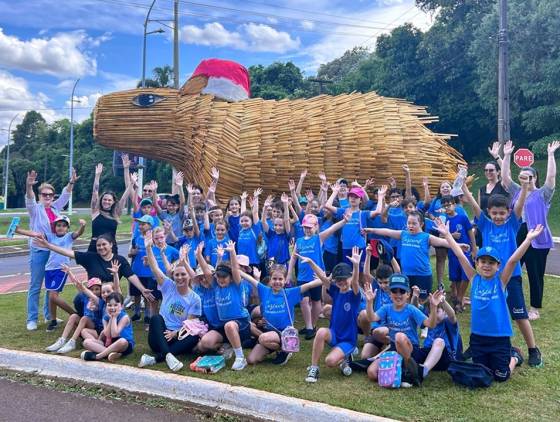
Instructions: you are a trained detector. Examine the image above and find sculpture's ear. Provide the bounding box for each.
[132,93,166,107]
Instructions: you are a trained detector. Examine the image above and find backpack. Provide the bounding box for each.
[447,361,494,389]
[280,326,299,353]
[377,351,403,388]
[189,355,226,374]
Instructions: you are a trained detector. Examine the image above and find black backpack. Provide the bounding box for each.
[447,361,494,389]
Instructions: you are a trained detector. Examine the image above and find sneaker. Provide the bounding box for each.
[340,358,352,376]
[80,351,97,361]
[231,357,247,371]
[131,313,141,322]
[304,327,317,340]
[57,339,76,354]
[220,344,234,360]
[45,337,66,352]
[44,317,64,325]
[26,321,38,331]
[139,354,157,368]
[528,347,543,368]
[165,353,184,372]
[351,347,360,358]
[298,327,307,335]
[46,320,59,332]
[511,347,524,367]
[305,366,320,383]
[271,351,293,366]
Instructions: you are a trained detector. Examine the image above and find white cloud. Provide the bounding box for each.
[98,71,139,92]
[300,20,315,30]
[180,22,300,53]
[0,28,98,78]
[0,70,61,146]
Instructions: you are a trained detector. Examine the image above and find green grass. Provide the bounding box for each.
[468,159,560,236]
[0,272,559,422]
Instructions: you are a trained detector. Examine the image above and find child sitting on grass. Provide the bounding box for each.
[435,218,543,382]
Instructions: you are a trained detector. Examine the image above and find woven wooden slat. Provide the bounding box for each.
[93,87,465,201]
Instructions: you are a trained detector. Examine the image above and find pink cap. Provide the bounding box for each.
[237,255,250,267]
[348,187,365,199]
[87,278,102,288]
[302,214,318,228]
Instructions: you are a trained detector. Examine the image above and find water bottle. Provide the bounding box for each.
[451,166,468,197]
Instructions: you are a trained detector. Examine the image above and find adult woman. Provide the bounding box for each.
[478,160,509,212]
[89,158,136,252]
[138,233,201,372]
[34,234,155,313]
[25,169,77,331]
[501,140,559,320]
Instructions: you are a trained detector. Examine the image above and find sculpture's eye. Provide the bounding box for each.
[132,93,166,107]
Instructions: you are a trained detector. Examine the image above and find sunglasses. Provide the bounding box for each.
[484,169,496,173]
[390,288,407,294]
[143,189,153,193]
[40,192,54,197]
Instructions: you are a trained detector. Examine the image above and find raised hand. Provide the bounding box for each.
[548,140,560,155]
[305,189,314,201]
[488,141,501,159]
[78,218,87,227]
[253,187,263,198]
[130,172,138,187]
[240,191,248,200]
[364,177,375,189]
[195,242,205,256]
[264,195,274,207]
[330,181,341,193]
[526,224,544,240]
[121,153,130,168]
[108,260,121,275]
[295,253,312,265]
[224,240,236,252]
[211,166,220,180]
[347,246,363,266]
[174,171,184,186]
[402,164,410,173]
[208,179,217,194]
[503,140,514,155]
[70,167,80,184]
[318,172,327,183]
[411,285,420,298]
[388,176,396,189]
[144,230,153,248]
[300,169,308,179]
[422,176,429,187]
[378,184,388,197]
[26,170,38,186]
[429,289,444,307]
[95,163,103,176]
[280,192,289,203]
[252,266,261,280]
[434,217,450,236]
[363,281,377,302]
[288,179,296,192]
[216,245,225,258]
[365,244,372,256]
[150,180,158,192]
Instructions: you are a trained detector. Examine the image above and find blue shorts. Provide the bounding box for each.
[44,269,68,292]
[470,333,511,382]
[407,275,433,299]
[328,328,356,357]
[299,280,322,301]
[448,254,471,283]
[216,318,252,343]
[506,276,528,320]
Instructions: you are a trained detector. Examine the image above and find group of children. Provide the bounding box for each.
[27,149,553,385]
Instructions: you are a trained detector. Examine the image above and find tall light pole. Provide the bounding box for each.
[2,114,19,210]
[174,0,179,89]
[69,79,79,215]
[497,0,510,149]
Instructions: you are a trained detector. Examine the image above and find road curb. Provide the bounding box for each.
[0,348,393,422]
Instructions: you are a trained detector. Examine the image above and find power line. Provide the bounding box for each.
[360,4,420,48]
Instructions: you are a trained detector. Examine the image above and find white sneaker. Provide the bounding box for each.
[352,347,360,358]
[139,354,157,368]
[26,321,38,331]
[231,357,247,371]
[45,337,66,352]
[165,353,183,372]
[57,339,76,354]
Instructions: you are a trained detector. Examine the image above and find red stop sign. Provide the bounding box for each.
[514,148,534,167]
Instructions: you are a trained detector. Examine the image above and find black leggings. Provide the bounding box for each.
[517,223,550,309]
[148,315,199,362]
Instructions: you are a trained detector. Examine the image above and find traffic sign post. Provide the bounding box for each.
[513,148,534,168]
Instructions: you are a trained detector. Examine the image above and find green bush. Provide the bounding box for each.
[530,133,560,159]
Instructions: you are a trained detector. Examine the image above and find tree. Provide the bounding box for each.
[317,47,370,84]
[249,62,305,99]
[136,65,174,88]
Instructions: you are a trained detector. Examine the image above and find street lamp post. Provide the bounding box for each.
[2,114,19,210]
[69,79,80,215]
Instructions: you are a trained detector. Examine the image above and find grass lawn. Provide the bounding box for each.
[0,270,558,422]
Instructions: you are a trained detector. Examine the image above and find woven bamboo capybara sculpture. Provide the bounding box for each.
[93,76,464,201]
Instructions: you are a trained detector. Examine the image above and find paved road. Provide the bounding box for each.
[1,208,91,217]
[0,377,200,422]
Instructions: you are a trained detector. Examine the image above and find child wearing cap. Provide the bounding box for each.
[462,178,543,368]
[304,247,363,383]
[16,216,86,332]
[129,214,158,328]
[436,218,544,381]
[363,273,442,386]
[131,197,160,240]
[289,211,348,340]
[157,172,186,243]
[173,216,204,268]
[324,183,384,269]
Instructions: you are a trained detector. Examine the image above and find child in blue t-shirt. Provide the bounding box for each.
[204,220,230,266]
[174,218,204,268]
[463,179,542,368]
[440,195,477,312]
[437,218,542,381]
[364,274,441,386]
[261,193,291,266]
[81,292,134,363]
[237,190,262,265]
[305,247,363,383]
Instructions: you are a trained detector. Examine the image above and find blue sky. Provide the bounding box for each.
[0,0,433,143]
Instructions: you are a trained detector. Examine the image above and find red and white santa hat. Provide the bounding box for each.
[191,58,251,102]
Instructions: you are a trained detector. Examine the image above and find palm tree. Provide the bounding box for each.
[136,65,174,88]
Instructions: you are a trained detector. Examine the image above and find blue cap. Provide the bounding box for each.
[298,195,308,205]
[135,215,154,226]
[140,198,153,207]
[389,273,410,292]
[476,246,501,263]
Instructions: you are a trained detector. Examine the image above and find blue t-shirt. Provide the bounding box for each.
[337,197,350,209]
[477,213,522,277]
[240,279,253,308]
[257,284,302,331]
[158,277,201,331]
[399,231,432,276]
[320,219,339,254]
[131,235,152,277]
[471,274,512,337]
[132,210,160,240]
[447,213,472,245]
[296,234,325,282]
[84,297,105,330]
[213,280,250,321]
[373,281,392,312]
[204,236,231,267]
[328,284,362,345]
[193,283,222,328]
[45,232,74,270]
[428,199,467,218]
[176,234,204,268]
[228,215,240,242]
[376,303,427,345]
[266,230,291,264]
[424,318,462,359]
[387,207,407,254]
[159,210,183,242]
[293,219,305,240]
[103,309,134,347]
[237,224,262,265]
[335,208,368,249]
[152,245,180,274]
